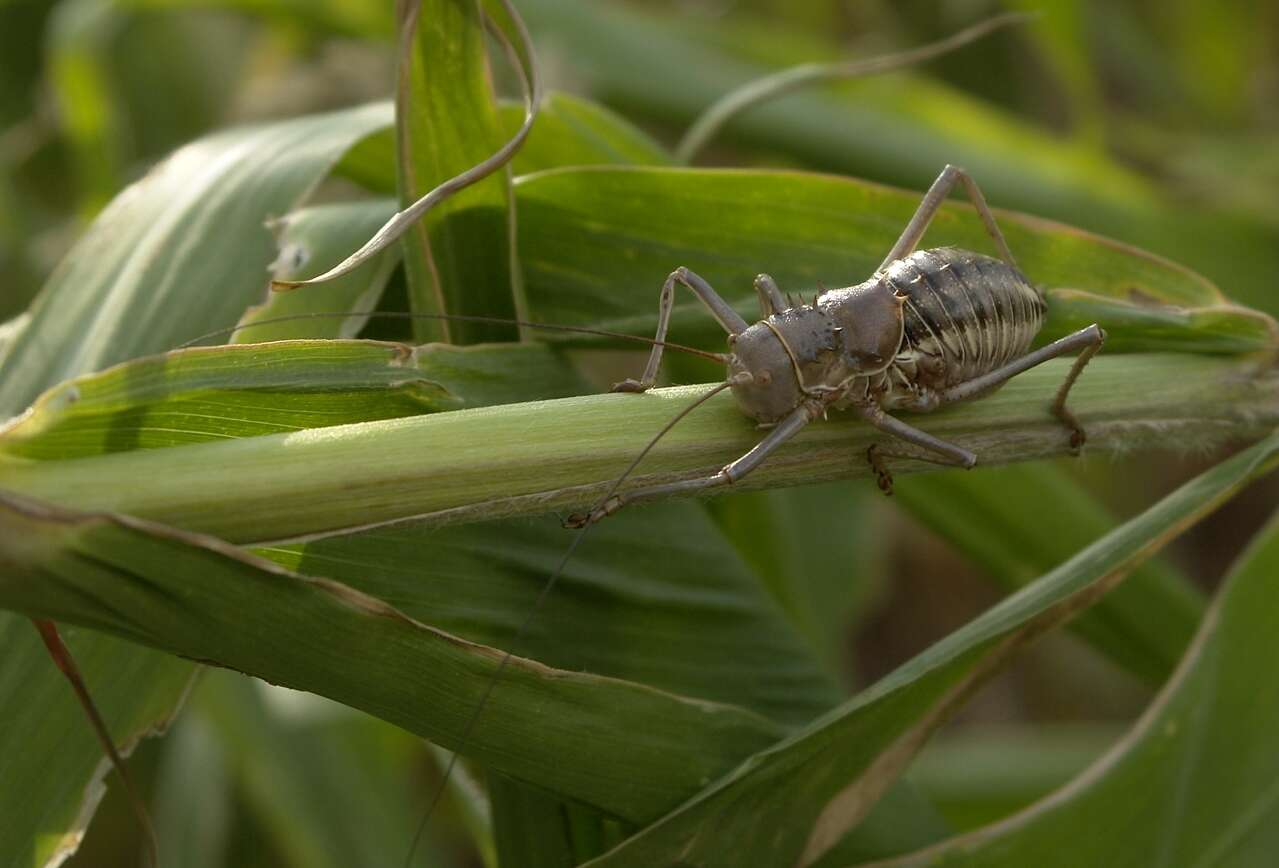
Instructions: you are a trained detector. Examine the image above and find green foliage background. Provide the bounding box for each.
[0,1,1277,866]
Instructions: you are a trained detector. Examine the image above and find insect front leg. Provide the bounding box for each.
[612,267,748,393]
[880,164,1018,269]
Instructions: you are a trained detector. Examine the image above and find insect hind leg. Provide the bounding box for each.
[864,324,1105,492]
[879,164,1018,270]
[937,324,1106,451]
[1050,329,1106,449]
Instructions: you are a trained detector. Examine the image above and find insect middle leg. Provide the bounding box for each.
[866,443,966,495]
[857,404,977,494]
[612,267,748,393]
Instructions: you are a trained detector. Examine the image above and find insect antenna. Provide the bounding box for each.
[33,619,158,868]
[402,374,745,868]
[173,309,729,363]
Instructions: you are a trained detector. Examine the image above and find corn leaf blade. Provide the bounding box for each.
[578,433,1279,867]
[869,505,1279,867]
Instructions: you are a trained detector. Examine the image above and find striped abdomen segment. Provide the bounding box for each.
[882,247,1046,389]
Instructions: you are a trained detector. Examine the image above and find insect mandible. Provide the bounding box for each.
[566,163,1106,526]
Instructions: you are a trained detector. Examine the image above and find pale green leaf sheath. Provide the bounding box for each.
[2,353,1274,544]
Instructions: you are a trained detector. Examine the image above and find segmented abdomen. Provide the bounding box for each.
[882,247,1046,393]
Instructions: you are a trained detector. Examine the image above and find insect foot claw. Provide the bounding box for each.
[563,495,623,528]
[1069,426,1087,453]
[610,378,649,393]
[1053,404,1088,455]
[866,445,894,496]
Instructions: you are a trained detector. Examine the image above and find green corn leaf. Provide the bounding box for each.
[489,774,618,868]
[895,463,1204,685]
[513,167,1277,356]
[512,0,1279,315]
[706,483,888,676]
[868,505,1279,867]
[190,671,476,868]
[337,91,674,196]
[395,0,519,344]
[233,201,401,343]
[0,619,195,868]
[0,342,588,460]
[150,703,232,868]
[498,92,673,173]
[904,724,1125,835]
[0,100,393,417]
[253,506,840,727]
[2,354,1275,544]
[576,432,1279,868]
[0,100,394,868]
[0,491,784,826]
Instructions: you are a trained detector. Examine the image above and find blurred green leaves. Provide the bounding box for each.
[576,434,1279,867]
[3,2,1279,866]
[0,100,392,416]
[874,506,1279,867]
[0,619,194,868]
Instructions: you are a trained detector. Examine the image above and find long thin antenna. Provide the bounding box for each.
[33,619,158,868]
[174,310,729,363]
[403,377,741,867]
[676,12,1033,163]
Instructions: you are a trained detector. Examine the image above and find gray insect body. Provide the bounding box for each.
[730,247,1045,424]
[569,165,1105,525]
